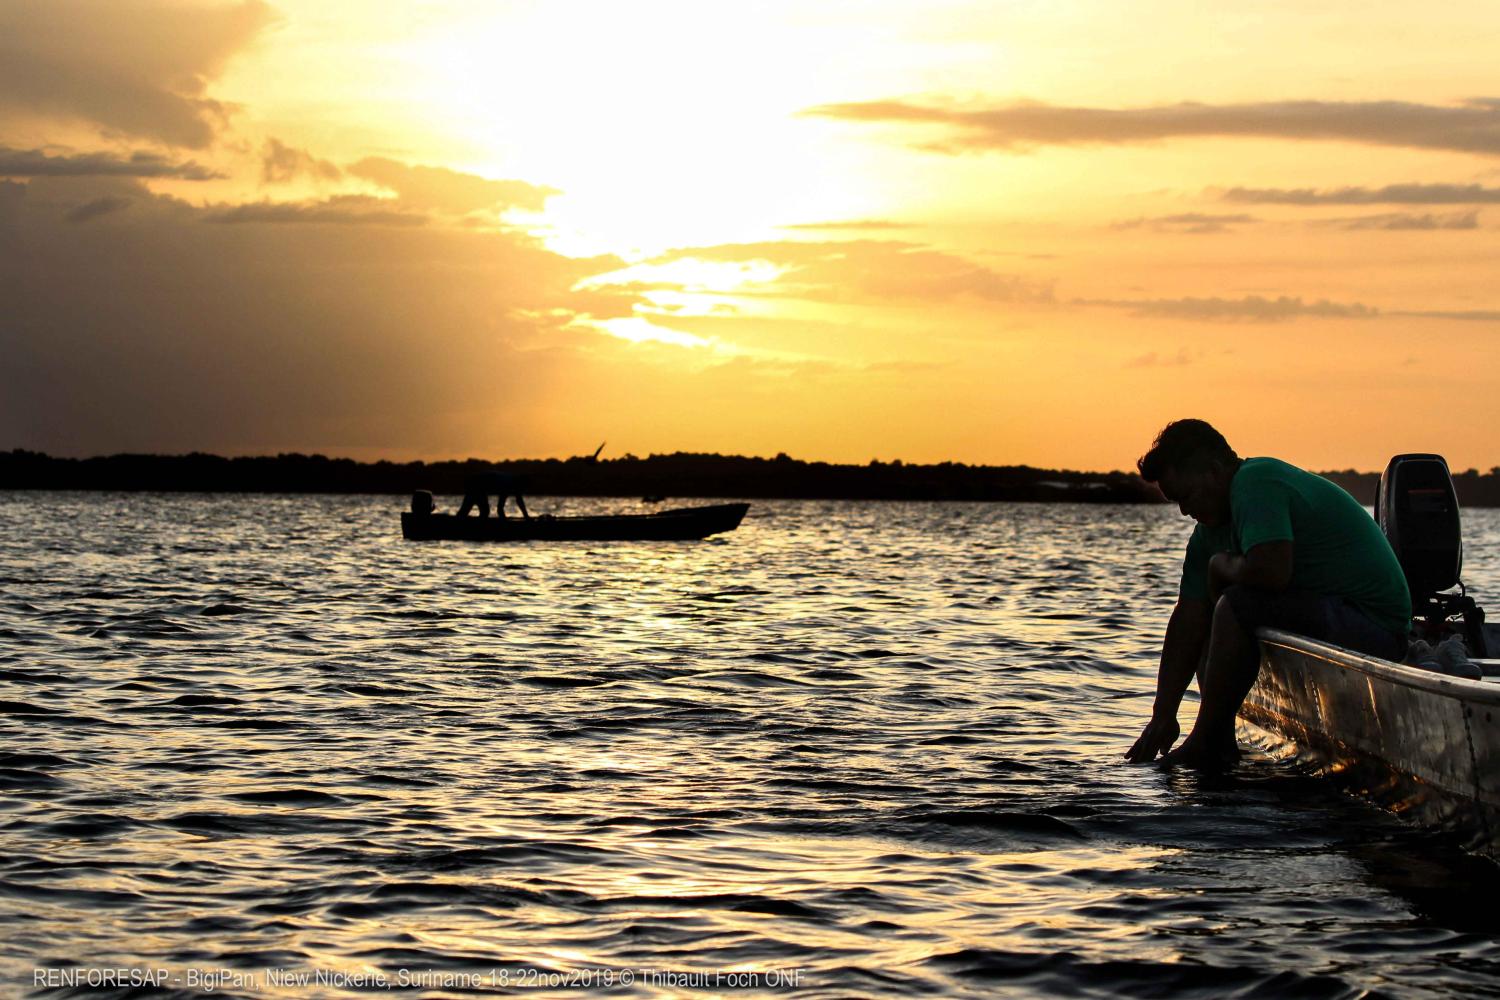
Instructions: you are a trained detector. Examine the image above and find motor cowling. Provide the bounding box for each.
[1375,454,1462,603]
[410,490,435,516]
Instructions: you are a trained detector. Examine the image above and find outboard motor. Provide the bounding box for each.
[410,490,435,516]
[1376,454,1487,655]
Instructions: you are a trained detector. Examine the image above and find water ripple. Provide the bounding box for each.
[1,494,1499,998]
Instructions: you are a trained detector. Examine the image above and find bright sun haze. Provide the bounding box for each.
[4,0,1500,470]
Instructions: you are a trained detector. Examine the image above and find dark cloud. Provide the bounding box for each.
[0,146,220,179]
[1391,309,1500,322]
[1111,213,1258,234]
[649,240,1053,304]
[1089,295,1500,324]
[803,98,1500,156]
[1222,183,1500,204]
[349,158,557,215]
[65,195,132,223]
[0,174,647,458]
[0,0,275,148]
[1312,210,1479,231]
[10,175,184,225]
[1083,295,1380,322]
[262,138,341,184]
[202,196,429,227]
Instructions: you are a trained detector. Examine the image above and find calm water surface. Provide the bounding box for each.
[4,494,1500,999]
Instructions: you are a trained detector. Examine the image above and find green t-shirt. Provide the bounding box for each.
[1178,457,1412,634]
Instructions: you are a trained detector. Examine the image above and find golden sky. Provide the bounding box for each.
[4,0,1500,471]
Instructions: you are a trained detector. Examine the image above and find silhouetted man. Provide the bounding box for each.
[457,471,530,519]
[1125,419,1410,767]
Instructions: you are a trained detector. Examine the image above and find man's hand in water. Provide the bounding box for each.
[1125,714,1180,763]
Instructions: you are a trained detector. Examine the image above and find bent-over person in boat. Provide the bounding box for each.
[456,471,531,520]
[1125,419,1412,768]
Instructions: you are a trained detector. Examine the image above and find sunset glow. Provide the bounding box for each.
[5,0,1500,470]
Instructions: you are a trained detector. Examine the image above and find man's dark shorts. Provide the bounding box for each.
[1222,585,1407,662]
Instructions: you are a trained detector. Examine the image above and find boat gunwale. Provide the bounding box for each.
[1257,627,1500,707]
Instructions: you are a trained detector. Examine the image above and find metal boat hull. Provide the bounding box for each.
[400,502,749,542]
[1240,629,1500,858]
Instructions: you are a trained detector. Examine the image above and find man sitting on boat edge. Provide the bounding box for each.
[456,470,531,520]
[1125,419,1411,768]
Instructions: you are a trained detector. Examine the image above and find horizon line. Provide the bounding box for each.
[9,445,1477,479]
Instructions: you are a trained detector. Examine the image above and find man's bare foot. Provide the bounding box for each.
[1160,733,1240,769]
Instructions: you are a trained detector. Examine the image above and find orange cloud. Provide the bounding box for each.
[805,98,1500,156]
[348,157,557,215]
[1110,213,1258,234]
[1082,295,1379,322]
[781,219,917,231]
[1086,294,1500,323]
[1310,210,1479,231]
[203,195,428,227]
[1221,183,1500,204]
[648,240,1053,305]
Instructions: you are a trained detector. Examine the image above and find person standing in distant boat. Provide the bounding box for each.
[456,470,531,519]
[1125,419,1411,768]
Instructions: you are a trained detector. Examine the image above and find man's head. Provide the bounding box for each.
[1137,419,1241,526]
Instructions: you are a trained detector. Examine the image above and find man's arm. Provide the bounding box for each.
[1125,596,1211,762]
[1207,541,1293,601]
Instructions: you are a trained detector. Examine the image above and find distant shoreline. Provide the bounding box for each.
[6,449,1500,506]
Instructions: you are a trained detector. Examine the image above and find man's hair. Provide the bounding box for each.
[1137,419,1239,482]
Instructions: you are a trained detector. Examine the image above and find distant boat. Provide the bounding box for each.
[1241,629,1500,860]
[401,502,749,542]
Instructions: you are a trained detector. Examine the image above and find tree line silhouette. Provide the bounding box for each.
[5,449,1500,505]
